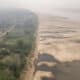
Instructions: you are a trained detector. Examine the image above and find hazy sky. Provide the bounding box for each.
[0,0,80,12]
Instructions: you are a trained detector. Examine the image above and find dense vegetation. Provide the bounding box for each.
[0,9,38,80]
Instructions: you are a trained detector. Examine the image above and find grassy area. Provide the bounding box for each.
[0,9,38,80]
[0,26,36,80]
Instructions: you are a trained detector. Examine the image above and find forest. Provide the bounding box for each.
[0,9,38,80]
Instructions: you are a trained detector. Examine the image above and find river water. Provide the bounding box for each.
[34,9,80,80]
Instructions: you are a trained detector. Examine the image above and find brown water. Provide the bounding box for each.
[34,15,80,80]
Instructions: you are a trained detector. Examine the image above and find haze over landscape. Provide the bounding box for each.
[0,0,80,80]
[0,0,80,20]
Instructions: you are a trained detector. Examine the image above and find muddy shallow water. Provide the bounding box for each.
[34,15,80,80]
[56,61,80,80]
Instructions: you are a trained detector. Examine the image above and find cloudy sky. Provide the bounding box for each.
[0,0,80,12]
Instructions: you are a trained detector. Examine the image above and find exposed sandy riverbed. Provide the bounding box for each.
[34,15,80,80]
